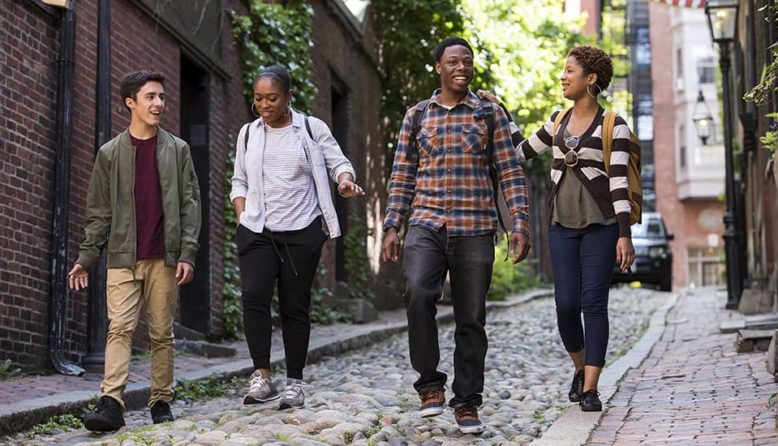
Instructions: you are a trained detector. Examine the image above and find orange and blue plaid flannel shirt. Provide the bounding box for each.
[383,90,530,236]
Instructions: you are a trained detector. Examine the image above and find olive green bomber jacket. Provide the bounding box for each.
[75,127,201,270]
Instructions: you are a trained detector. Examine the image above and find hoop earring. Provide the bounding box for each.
[587,83,603,98]
[251,102,261,118]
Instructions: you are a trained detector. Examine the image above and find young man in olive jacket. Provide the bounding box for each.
[68,71,201,432]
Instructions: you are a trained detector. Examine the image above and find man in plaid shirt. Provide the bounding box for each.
[381,37,530,434]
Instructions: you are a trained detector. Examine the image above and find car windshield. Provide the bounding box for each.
[632,218,666,239]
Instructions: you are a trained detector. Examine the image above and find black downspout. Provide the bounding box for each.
[48,2,84,376]
[84,0,111,372]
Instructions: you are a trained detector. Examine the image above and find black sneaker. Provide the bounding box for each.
[579,389,602,412]
[150,400,175,424]
[84,396,125,432]
[568,370,584,402]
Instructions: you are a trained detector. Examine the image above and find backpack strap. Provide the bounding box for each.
[552,107,573,144]
[483,103,495,161]
[304,116,314,140]
[478,101,511,254]
[243,122,251,153]
[408,99,432,158]
[601,111,617,175]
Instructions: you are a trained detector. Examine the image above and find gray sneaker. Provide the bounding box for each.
[243,370,280,404]
[278,379,305,409]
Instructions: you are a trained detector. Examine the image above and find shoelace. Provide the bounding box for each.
[285,382,304,399]
[421,389,444,404]
[249,374,270,391]
[97,398,111,412]
[455,405,478,419]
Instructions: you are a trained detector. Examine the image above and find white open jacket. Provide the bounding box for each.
[230,109,356,238]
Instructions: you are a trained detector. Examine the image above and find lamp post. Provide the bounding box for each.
[704,0,741,309]
[692,90,714,146]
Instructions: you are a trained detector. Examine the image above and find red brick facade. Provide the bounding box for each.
[0,1,62,368]
[1,0,391,371]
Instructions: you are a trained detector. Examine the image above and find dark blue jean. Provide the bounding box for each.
[402,225,494,408]
[548,223,619,367]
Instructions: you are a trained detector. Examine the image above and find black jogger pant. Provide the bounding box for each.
[236,217,327,379]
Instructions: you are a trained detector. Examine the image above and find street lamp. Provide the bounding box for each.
[692,90,713,146]
[704,0,741,309]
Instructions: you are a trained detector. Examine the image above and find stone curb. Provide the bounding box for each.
[0,288,553,436]
[530,290,681,446]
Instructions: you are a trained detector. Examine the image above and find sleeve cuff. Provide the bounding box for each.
[333,166,356,183]
[383,211,402,232]
[178,247,198,267]
[229,188,246,202]
[512,214,530,236]
[617,213,631,238]
[75,252,98,271]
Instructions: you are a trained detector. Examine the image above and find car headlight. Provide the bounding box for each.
[634,246,649,257]
[648,246,668,258]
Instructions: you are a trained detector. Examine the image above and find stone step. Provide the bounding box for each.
[174,339,236,358]
[736,329,775,353]
[720,313,778,333]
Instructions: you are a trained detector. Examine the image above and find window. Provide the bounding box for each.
[696,57,716,84]
[676,48,683,78]
[687,247,724,287]
[679,124,686,169]
[343,0,370,23]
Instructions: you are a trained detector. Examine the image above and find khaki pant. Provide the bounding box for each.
[101,259,178,409]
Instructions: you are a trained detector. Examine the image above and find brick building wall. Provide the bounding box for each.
[738,0,778,303]
[1,0,391,370]
[649,3,679,287]
[0,1,61,368]
[0,0,247,369]
[306,0,399,309]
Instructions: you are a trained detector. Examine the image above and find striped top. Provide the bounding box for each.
[383,90,530,236]
[261,123,321,232]
[516,107,632,237]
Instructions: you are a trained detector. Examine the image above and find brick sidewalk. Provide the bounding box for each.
[589,288,778,445]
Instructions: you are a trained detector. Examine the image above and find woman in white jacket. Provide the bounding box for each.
[230,65,363,410]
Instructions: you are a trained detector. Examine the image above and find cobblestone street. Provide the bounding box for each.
[8,288,665,446]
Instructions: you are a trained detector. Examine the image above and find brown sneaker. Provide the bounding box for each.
[454,404,484,434]
[418,387,445,418]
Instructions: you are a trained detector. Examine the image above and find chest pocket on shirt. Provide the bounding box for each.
[462,124,488,153]
[416,126,438,158]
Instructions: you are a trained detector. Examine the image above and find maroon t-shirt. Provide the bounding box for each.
[131,135,165,260]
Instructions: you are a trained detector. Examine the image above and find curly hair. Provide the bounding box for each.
[567,45,613,92]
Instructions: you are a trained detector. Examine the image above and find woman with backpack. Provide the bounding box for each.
[230,65,364,410]
[480,45,636,412]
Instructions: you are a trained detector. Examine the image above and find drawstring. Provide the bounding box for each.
[267,231,299,277]
[282,236,299,277]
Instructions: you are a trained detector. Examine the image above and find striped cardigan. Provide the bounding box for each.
[513,107,632,237]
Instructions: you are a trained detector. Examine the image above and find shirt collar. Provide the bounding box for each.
[429,89,480,110]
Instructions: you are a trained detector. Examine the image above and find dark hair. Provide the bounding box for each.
[433,37,474,62]
[567,45,613,92]
[119,71,165,110]
[253,65,292,94]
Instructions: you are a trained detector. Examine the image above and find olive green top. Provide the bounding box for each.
[552,128,617,229]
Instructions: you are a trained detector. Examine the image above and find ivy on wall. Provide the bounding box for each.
[743,0,778,155]
[231,0,317,112]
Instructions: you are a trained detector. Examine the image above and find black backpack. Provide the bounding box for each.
[407,99,511,241]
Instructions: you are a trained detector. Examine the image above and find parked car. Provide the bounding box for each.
[612,212,673,291]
